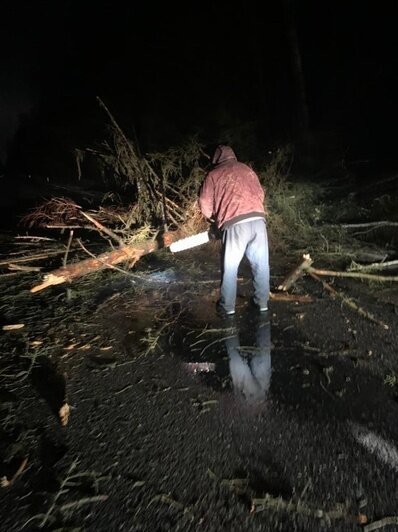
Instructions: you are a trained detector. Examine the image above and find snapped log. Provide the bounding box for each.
[31,230,185,293]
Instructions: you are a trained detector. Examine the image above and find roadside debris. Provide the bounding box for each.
[0,457,29,488]
[278,253,391,329]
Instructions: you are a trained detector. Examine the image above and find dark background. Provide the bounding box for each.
[1,0,397,181]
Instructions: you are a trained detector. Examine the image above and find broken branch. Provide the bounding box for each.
[348,259,398,273]
[278,253,313,291]
[364,516,398,532]
[0,457,28,488]
[80,211,124,246]
[309,267,398,283]
[63,230,74,267]
[308,272,389,330]
[342,221,398,230]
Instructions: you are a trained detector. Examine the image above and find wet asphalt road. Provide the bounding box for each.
[2,268,398,531]
[63,304,398,531]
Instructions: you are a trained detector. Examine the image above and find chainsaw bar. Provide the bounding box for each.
[169,231,210,253]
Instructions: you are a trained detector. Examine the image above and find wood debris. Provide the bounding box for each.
[309,272,389,330]
[0,457,29,488]
[364,516,398,532]
[2,324,25,331]
[270,291,313,303]
[59,403,70,426]
[278,253,313,291]
[251,493,366,525]
[277,253,391,329]
[30,229,186,293]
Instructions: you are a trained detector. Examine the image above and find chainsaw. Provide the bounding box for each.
[169,222,220,253]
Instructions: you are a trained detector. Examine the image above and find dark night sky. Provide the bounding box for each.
[1,1,398,176]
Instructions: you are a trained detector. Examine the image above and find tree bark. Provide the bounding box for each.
[278,253,313,291]
[31,230,185,293]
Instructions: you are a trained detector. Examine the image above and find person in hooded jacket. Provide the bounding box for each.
[199,145,269,315]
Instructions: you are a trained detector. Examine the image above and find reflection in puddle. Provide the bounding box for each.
[181,313,271,406]
[226,317,271,405]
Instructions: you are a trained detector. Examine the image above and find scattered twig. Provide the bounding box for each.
[114,383,135,395]
[7,263,42,272]
[270,291,313,303]
[0,342,42,382]
[15,235,56,241]
[207,469,249,495]
[364,516,398,532]
[0,457,28,488]
[149,494,185,511]
[63,229,74,267]
[2,324,25,331]
[198,335,236,357]
[59,495,108,512]
[0,250,68,266]
[251,493,349,521]
[278,253,390,329]
[149,493,193,518]
[0,272,22,280]
[80,211,124,246]
[308,272,389,330]
[207,469,364,524]
[342,221,398,230]
[46,224,95,230]
[22,459,107,529]
[309,266,398,283]
[348,259,398,273]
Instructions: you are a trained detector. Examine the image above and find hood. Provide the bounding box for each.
[212,145,237,165]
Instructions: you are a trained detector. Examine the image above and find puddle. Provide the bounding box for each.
[169,306,398,430]
[172,310,272,405]
[225,318,271,405]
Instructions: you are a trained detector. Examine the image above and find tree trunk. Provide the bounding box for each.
[31,230,185,293]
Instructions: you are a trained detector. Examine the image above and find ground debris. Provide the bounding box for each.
[0,457,28,488]
[278,253,391,329]
[207,468,249,495]
[278,254,313,291]
[250,493,366,526]
[59,402,70,426]
[148,493,194,519]
[309,271,389,330]
[2,323,25,331]
[364,516,398,531]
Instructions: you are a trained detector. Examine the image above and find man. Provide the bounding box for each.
[199,145,269,315]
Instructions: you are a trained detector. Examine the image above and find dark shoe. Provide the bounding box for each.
[250,297,268,313]
[216,300,235,316]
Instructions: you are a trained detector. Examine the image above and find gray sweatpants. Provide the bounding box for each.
[220,219,269,313]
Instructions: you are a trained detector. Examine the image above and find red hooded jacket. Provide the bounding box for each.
[199,145,265,229]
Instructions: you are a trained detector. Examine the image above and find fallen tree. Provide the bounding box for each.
[15,100,397,297]
[30,229,186,293]
[21,100,209,293]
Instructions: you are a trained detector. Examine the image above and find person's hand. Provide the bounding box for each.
[208,221,221,240]
[162,232,174,247]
